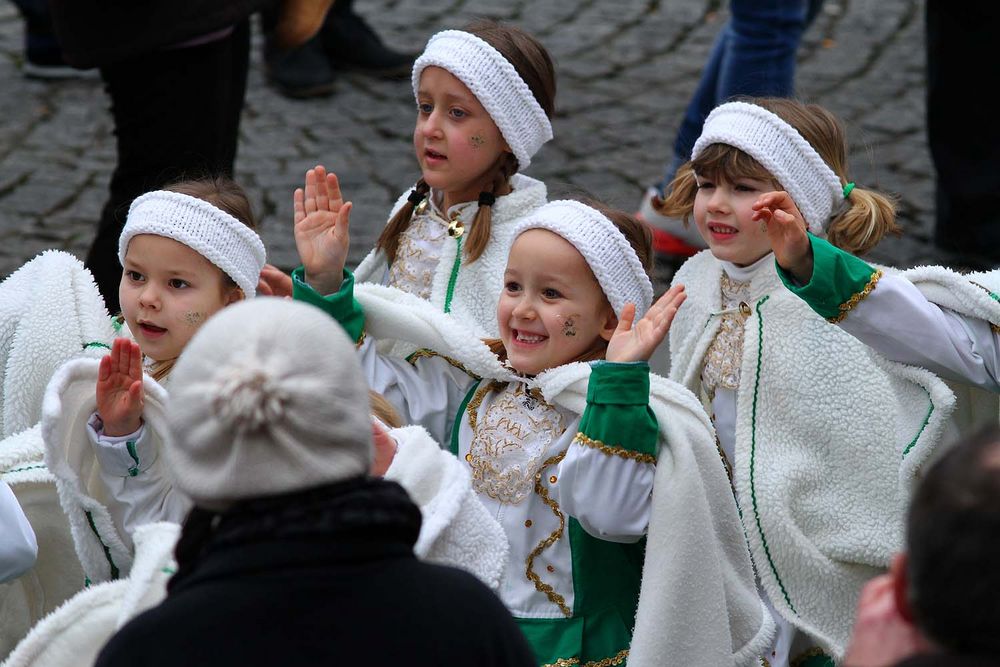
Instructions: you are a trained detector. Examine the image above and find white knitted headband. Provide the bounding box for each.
[512,200,654,318]
[692,101,843,234]
[119,190,266,297]
[412,29,553,169]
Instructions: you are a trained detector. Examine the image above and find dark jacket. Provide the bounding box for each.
[46,0,267,68]
[94,477,535,667]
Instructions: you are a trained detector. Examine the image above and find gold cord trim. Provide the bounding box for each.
[992,323,1000,334]
[542,648,630,667]
[466,380,506,432]
[526,450,571,617]
[573,433,656,464]
[407,348,478,378]
[355,330,366,349]
[827,269,883,323]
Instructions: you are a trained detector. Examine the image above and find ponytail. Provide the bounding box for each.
[376,179,431,265]
[826,185,900,255]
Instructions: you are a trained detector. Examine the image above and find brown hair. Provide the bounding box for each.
[655,96,900,256]
[145,175,257,382]
[483,198,652,370]
[377,18,557,265]
[369,390,403,429]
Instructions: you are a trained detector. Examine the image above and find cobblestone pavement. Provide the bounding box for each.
[0,0,947,295]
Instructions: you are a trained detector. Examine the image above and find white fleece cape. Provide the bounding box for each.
[0,251,114,660]
[40,358,172,585]
[669,251,964,658]
[0,522,179,667]
[353,173,547,340]
[354,282,774,667]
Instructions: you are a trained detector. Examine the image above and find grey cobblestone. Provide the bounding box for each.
[0,0,952,296]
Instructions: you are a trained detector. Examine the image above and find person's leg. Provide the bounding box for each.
[926,0,1000,266]
[87,21,252,312]
[10,0,94,78]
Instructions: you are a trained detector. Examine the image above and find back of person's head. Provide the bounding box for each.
[163,297,373,510]
[379,18,557,265]
[906,425,1000,656]
[656,96,900,256]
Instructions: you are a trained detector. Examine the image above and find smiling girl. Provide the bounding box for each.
[289,187,773,666]
[42,176,266,583]
[292,19,554,343]
[655,98,963,665]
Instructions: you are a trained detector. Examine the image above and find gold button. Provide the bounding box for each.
[414,199,428,215]
[464,453,472,462]
[739,301,752,317]
[447,220,465,238]
[546,565,555,573]
[524,519,532,528]
[549,475,557,484]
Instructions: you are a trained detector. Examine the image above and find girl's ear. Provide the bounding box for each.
[225,286,245,306]
[599,305,618,342]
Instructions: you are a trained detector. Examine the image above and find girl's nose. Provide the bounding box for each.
[137,284,160,309]
[511,297,536,320]
[421,111,444,139]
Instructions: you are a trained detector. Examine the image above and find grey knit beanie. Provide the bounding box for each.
[163,297,372,507]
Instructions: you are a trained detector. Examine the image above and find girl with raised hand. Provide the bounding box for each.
[287,18,554,341]
[654,96,974,666]
[289,179,773,666]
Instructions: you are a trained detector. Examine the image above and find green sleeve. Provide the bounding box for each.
[575,361,658,461]
[291,266,365,343]
[776,234,883,322]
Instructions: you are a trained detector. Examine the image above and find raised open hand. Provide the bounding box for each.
[96,338,145,437]
[752,191,813,283]
[606,284,686,363]
[293,164,352,295]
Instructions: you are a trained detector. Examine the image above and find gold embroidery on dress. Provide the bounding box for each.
[526,450,570,617]
[827,269,882,323]
[387,208,449,299]
[406,349,478,378]
[573,433,655,464]
[701,272,752,401]
[466,383,566,504]
[541,648,630,667]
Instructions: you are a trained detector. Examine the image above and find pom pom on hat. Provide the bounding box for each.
[119,191,267,297]
[163,298,373,508]
[511,200,653,318]
[412,29,553,169]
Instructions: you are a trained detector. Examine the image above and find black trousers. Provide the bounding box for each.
[926,2,1000,266]
[88,19,251,312]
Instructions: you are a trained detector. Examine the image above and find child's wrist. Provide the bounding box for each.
[101,416,143,438]
[304,269,344,295]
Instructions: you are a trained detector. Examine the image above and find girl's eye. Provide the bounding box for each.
[735,183,758,193]
[417,102,432,114]
[696,181,715,190]
[449,108,467,119]
[505,281,521,293]
[168,278,190,289]
[542,288,562,299]
[126,270,144,282]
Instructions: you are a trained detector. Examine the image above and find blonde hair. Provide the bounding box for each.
[369,390,403,429]
[655,97,900,255]
[377,19,556,266]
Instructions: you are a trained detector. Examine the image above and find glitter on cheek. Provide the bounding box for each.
[559,314,578,337]
[183,311,206,327]
[470,134,486,150]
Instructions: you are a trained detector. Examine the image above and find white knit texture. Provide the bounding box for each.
[692,101,843,234]
[118,191,267,297]
[412,30,552,169]
[511,200,654,318]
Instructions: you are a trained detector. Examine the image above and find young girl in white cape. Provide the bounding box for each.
[654,97,971,665]
[290,180,773,666]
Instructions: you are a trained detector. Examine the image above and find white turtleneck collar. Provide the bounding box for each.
[719,252,774,282]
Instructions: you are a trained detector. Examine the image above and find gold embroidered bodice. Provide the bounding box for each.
[467,382,566,504]
[701,272,753,401]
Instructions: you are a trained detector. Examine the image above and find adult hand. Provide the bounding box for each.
[293,165,352,295]
[606,284,686,363]
[752,191,813,284]
[96,338,145,437]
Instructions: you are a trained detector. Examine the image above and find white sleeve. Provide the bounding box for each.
[839,273,1000,391]
[0,479,38,582]
[87,413,191,535]
[555,441,655,544]
[358,338,477,445]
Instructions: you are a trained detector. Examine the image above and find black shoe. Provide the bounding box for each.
[265,35,336,99]
[320,9,415,78]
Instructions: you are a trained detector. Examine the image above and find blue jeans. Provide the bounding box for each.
[654,0,824,193]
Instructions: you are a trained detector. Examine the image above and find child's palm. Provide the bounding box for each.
[96,338,145,437]
[293,165,352,293]
[606,285,686,363]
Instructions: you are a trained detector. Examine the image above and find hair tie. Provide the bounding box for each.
[842,182,856,199]
[478,192,496,207]
[407,189,425,205]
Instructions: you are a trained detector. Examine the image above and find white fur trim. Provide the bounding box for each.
[118,190,266,297]
[693,101,843,234]
[512,200,654,318]
[412,30,552,169]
